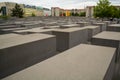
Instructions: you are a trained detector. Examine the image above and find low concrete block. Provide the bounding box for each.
[0,34,56,79]
[107,24,120,32]
[52,28,88,51]
[2,44,116,80]
[91,31,120,62]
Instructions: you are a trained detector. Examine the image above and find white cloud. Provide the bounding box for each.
[0,0,119,9]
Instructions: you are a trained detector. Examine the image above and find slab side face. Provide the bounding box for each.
[2,44,116,80]
[0,34,56,79]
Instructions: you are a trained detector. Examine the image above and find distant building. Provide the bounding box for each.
[86,5,120,18]
[24,5,43,16]
[43,8,51,16]
[0,2,24,16]
[51,7,85,16]
[0,2,50,17]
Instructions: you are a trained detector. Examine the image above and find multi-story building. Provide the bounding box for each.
[0,2,24,16]
[0,2,50,17]
[51,7,85,16]
[24,5,43,16]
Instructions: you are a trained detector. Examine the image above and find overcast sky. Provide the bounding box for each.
[0,0,120,9]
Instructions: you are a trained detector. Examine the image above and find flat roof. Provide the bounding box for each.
[0,33,21,40]
[0,34,55,49]
[93,31,120,40]
[53,27,86,32]
[108,24,120,27]
[2,44,116,80]
[84,26,99,29]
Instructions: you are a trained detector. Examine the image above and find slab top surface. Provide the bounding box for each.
[108,24,120,27]
[60,24,79,27]
[93,31,120,40]
[14,27,55,33]
[84,26,99,29]
[2,44,116,80]
[53,27,86,32]
[0,34,55,49]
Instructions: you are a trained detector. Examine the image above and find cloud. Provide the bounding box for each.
[0,0,119,9]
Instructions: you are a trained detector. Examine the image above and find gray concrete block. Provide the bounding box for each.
[107,24,120,32]
[0,34,56,79]
[91,31,120,62]
[52,28,88,51]
[2,44,116,80]
[83,26,101,41]
[92,23,106,32]
[77,22,90,27]
[60,24,79,28]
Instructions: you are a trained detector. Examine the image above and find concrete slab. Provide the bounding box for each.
[60,24,79,28]
[2,44,116,80]
[92,23,106,32]
[0,34,56,79]
[77,22,90,27]
[107,24,120,32]
[91,31,120,62]
[52,28,88,51]
[83,26,101,41]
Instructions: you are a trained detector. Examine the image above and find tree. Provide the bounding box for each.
[79,12,86,17]
[94,0,111,20]
[71,12,74,16]
[109,6,120,18]
[11,4,24,18]
[74,12,79,16]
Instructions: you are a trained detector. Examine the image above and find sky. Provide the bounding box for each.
[0,0,120,9]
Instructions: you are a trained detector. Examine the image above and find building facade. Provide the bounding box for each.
[51,7,85,16]
[0,2,24,16]
[0,2,50,17]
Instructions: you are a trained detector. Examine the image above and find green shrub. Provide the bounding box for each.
[31,13,36,17]
[0,15,10,20]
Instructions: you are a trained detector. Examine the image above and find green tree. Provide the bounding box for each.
[110,6,120,18]
[71,12,74,16]
[31,13,36,17]
[94,0,111,20]
[74,12,79,16]
[79,12,86,17]
[11,4,24,18]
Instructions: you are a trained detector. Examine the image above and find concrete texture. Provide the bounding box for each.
[0,34,56,79]
[60,24,79,28]
[52,28,88,51]
[76,22,90,27]
[107,24,120,32]
[83,26,101,41]
[92,23,106,32]
[2,44,116,80]
[91,31,120,80]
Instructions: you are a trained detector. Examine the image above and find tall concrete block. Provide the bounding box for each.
[0,34,56,79]
[2,44,116,80]
[92,23,106,32]
[52,28,88,51]
[83,26,101,41]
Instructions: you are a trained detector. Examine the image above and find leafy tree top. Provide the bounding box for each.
[11,4,24,18]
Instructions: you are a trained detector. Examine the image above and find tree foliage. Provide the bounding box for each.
[94,0,111,19]
[79,12,86,17]
[94,0,120,19]
[11,4,24,18]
